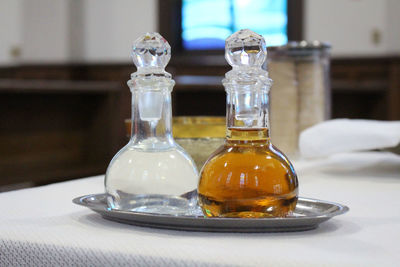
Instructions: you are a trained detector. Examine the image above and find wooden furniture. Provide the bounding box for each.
[0,56,399,188]
[171,56,400,120]
[331,57,400,120]
[0,79,123,187]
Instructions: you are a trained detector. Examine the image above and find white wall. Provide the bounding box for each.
[0,0,22,65]
[21,0,70,63]
[0,0,156,65]
[386,0,400,54]
[0,0,399,64]
[304,0,399,57]
[82,0,157,62]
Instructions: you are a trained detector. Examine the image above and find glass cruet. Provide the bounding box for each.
[105,32,198,214]
[198,29,299,218]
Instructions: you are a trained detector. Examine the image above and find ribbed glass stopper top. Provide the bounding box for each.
[131,32,171,77]
[223,29,271,88]
[225,29,267,68]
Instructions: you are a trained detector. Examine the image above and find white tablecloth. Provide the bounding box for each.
[1,162,399,266]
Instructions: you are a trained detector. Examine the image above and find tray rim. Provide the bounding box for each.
[73,193,349,232]
[73,193,349,221]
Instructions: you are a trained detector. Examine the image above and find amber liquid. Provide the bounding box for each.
[198,128,298,218]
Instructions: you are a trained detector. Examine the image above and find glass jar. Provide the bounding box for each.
[173,116,225,170]
[267,41,331,156]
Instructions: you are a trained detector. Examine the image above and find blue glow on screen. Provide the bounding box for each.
[182,0,287,50]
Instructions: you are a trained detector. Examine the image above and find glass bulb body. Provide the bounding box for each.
[198,128,298,218]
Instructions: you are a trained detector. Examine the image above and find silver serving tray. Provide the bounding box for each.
[73,194,349,233]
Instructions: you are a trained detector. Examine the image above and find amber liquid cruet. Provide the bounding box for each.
[198,29,299,218]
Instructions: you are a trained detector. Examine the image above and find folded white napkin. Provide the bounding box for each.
[294,119,400,175]
[294,151,400,175]
[299,119,400,158]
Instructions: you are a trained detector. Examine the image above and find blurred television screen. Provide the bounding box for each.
[182,0,288,50]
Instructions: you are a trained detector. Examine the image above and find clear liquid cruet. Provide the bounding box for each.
[198,29,299,218]
[105,32,198,215]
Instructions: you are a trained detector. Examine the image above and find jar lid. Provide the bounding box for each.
[268,40,331,51]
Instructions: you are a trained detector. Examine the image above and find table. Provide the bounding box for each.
[1,161,399,266]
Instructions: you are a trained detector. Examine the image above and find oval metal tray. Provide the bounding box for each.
[73,193,348,233]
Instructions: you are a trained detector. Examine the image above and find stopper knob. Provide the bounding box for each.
[131,32,171,70]
[225,29,266,68]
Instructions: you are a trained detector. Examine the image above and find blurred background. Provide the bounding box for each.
[0,0,399,191]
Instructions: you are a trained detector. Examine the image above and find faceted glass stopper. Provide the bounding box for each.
[225,29,266,68]
[131,32,171,70]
